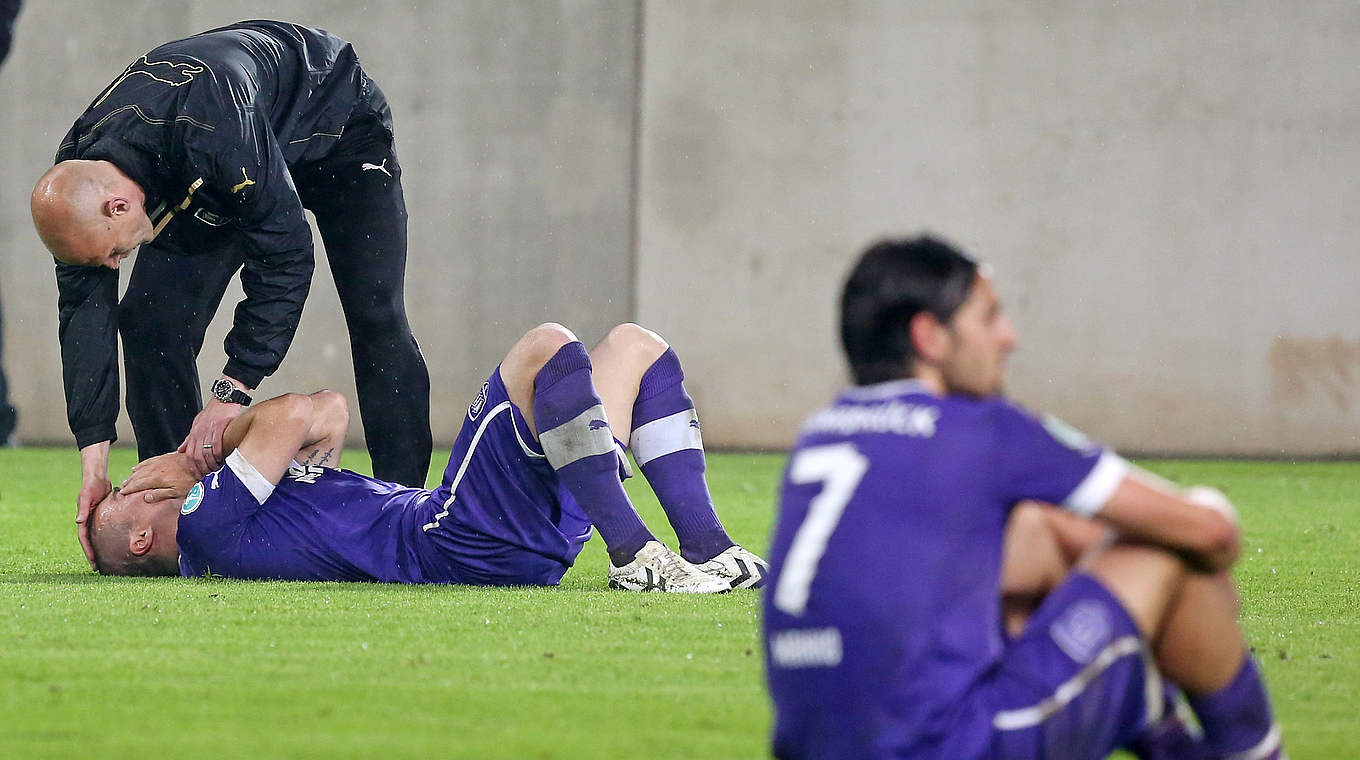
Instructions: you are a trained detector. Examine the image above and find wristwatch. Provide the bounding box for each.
[210,377,253,406]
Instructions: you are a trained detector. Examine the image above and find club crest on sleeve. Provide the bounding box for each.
[180,482,204,515]
[1049,599,1113,664]
[468,381,489,421]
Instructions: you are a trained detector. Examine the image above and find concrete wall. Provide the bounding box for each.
[636,0,1360,455]
[0,1,637,448]
[3,1,1358,456]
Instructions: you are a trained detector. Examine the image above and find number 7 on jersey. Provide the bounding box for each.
[773,443,869,616]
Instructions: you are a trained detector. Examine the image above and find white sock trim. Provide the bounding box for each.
[1225,723,1283,760]
[539,403,617,469]
[630,409,703,467]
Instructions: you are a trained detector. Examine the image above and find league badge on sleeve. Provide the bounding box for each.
[1041,414,1098,454]
[181,482,205,515]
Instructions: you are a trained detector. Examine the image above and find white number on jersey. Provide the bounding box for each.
[772,443,869,617]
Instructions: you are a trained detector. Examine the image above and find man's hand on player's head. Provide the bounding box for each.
[76,473,111,571]
[180,399,247,476]
[123,452,200,503]
[76,441,112,571]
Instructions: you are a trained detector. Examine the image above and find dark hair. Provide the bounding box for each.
[839,235,979,385]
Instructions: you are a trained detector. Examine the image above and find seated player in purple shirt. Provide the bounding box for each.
[88,322,767,592]
[763,237,1283,759]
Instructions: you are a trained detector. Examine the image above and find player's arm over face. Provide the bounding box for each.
[221,390,350,486]
[121,391,349,500]
[1092,469,1242,573]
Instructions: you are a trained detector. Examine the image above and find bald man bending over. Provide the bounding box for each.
[31,20,432,568]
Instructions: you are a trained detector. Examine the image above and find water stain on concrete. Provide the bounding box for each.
[1268,336,1360,412]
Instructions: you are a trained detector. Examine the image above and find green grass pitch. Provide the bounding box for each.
[1,449,1355,758]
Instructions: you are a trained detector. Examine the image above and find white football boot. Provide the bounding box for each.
[608,540,729,593]
[695,545,770,590]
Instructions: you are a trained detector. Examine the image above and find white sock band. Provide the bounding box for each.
[630,409,703,467]
[539,404,618,469]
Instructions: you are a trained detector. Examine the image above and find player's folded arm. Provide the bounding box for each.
[1089,470,1242,572]
[221,393,320,487]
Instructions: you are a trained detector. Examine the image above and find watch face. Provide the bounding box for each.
[212,378,233,401]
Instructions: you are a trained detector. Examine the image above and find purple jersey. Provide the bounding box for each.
[178,370,595,585]
[763,380,1127,759]
[177,453,439,582]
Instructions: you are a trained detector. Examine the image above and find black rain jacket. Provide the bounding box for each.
[54,20,388,447]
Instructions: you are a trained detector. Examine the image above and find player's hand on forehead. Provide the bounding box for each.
[122,452,200,504]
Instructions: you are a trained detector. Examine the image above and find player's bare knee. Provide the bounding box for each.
[501,323,578,394]
[517,322,577,365]
[1082,540,1187,638]
[602,322,668,363]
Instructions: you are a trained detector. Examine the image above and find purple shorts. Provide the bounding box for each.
[957,573,1159,760]
[422,368,594,586]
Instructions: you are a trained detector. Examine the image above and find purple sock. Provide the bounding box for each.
[630,348,733,564]
[1125,682,1204,760]
[533,342,653,566]
[1187,656,1282,758]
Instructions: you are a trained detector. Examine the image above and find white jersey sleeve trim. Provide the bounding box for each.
[226,449,276,505]
[1062,450,1128,518]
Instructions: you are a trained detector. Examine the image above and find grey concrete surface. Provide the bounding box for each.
[0,1,637,451]
[636,0,1360,455]
[2,1,1357,457]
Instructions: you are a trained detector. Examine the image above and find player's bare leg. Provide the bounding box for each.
[500,323,725,593]
[589,323,768,589]
[1000,502,1108,635]
[1084,544,1283,759]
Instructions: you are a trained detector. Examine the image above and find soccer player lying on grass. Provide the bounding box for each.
[763,237,1283,759]
[90,322,767,592]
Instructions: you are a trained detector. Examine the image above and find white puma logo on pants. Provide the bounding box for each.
[361,158,392,177]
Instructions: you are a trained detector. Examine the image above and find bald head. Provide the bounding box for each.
[31,160,152,269]
[88,488,180,577]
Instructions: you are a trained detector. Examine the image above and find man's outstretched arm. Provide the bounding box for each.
[123,390,348,501]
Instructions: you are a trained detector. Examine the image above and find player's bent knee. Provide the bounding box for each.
[502,323,578,385]
[520,323,577,360]
[1082,541,1187,638]
[603,322,668,360]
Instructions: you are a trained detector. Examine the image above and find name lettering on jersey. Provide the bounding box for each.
[181,482,204,515]
[770,627,843,668]
[286,463,325,485]
[802,401,940,438]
